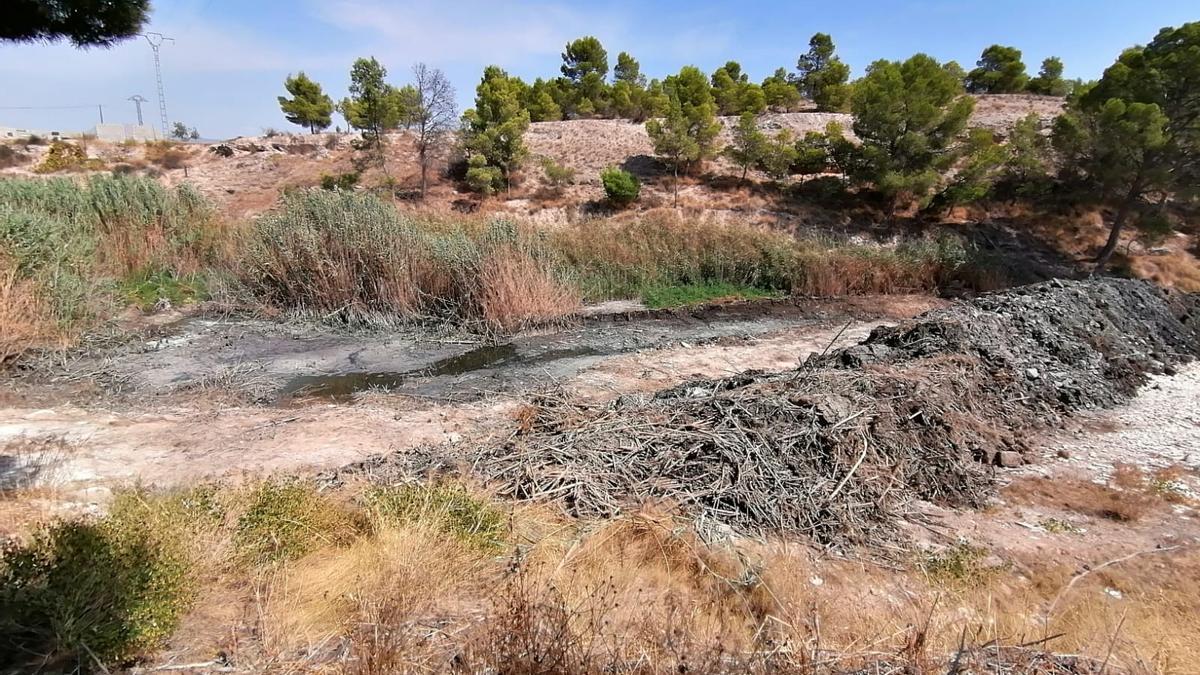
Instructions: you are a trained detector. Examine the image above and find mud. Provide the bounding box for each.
[11,295,942,407]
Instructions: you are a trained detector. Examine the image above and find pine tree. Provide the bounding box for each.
[725,112,767,181]
[965,45,1029,93]
[461,66,531,191]
[850,53,976,215]
[796,33,851,111]
[647,66,721,206]
[1027,57,1068,96]
[342,57,403,170]
[762,68,801,111]
[278,72,334,134]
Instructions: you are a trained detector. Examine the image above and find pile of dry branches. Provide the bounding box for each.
[346,278,1199,544]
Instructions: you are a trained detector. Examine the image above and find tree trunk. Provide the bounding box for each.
[741,164,748,184]
[673,163,679,208]
[1094,181,1142,272]
[419,148,428,199]
[1094,197,1133,271]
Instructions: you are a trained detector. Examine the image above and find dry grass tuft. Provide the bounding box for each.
[477,247,581,332]
[0,259,65,363]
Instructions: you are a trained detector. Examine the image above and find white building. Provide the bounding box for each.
[0,123,160,142]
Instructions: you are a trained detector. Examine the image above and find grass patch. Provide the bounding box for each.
[0,174,227,335]
[234,479,365,565]
[641,281,783,308]
[118,270,209,310]
[364,483,506,550]
[241,190,579,331]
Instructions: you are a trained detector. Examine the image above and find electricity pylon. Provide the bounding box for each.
[140,33,175,137]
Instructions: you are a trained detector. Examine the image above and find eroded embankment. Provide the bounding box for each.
[344,279,1200,543]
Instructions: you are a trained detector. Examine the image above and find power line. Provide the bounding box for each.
[0,104,109,110]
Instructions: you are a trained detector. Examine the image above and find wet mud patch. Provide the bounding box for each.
[13,296,944,408]
[278,344,602,401]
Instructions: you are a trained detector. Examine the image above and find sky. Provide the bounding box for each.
[0,0,1196,139]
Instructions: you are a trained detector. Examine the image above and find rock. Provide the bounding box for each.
[1025,367,1040,380]
[1056,449,1072,460]
[996,451,1024,468]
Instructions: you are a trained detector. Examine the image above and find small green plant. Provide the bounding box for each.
[600,166,639,207]
[541,156,576,187]
[235,479,363,564]
[0,518,193,669]
[920,540,997,585]
[365,483,506,549]
[319,171,360,191]
[1038,518,1081,534]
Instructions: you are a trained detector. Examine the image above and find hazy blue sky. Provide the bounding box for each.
[1,0,1196,138]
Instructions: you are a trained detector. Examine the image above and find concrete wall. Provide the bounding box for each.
[90,123,160,142]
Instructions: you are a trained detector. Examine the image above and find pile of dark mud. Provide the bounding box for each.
[345,279,1199,543]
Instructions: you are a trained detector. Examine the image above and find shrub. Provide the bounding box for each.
[34,141,86,173]
[365,483,506,549]
[210,144,234,158]
[465,155,504,195]
[235,479,364,564]
[600,166,639,207]
[0,145,28,169]
[540,156,576,187]
[320,171,360,191]
[143,141,187,170]
[0,519,193,669]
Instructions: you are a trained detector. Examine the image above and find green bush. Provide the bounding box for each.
[600,167,639,207]
[0,519,193,670]
[319,171,359,191]
[365,483,506,550]
[235,479,364,564]
[465,155,505,194]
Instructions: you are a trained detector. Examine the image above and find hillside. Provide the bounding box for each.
[1,95,1065,219]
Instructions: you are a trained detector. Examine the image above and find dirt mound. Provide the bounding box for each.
[342,279,1199,543]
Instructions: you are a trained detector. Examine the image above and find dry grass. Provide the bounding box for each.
[1131,250,1200,292]
[0,258,64,362]
[477,247,582,332]
[1004,474,1156,523]
[6,473,1200,672]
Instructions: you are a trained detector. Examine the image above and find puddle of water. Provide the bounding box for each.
[278,344,600,401]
